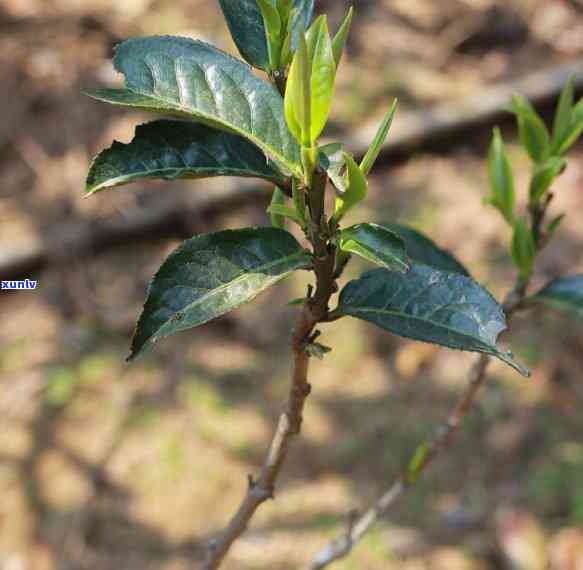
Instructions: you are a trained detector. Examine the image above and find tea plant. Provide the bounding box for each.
[84,1,583,568]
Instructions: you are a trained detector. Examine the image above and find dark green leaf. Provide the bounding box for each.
[130,227,311,359]
[529,156,567,203]
[530,274,583,318]
[218,0,313,71]
[338,223,408,273]
[86,120,287,195]
[319,142,345,191]
[84,36,301,177]
[385,224,470,276]
[487,127,515,224]
[219,0,270,70]
[337,264,528,375]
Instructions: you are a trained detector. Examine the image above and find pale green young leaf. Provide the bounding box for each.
[360,100,398,176]
[555,98,583,155]
[257,0,282,69]
[487,127,515,224]
[407,441,430,484]
[529,156,567,203]
[267,203,305,226]
[547,213,566,240]
[285,30,311,145]
[511,216,536,280]
[333,152,368,222]
[509,95,550,163]
[552,75,575,153]
[269,187,287,228]
[338,223,409,273]
[331,6,353,67]
[306,15,336,143]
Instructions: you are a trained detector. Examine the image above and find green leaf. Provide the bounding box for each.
[360,100,398,176]
[219,0,270,70]
[331,6,353,67]
[84,36,301,177]
[305,15,336,143]
[338,223,408,273]
[285,30,312,146]
[267,202,305,227]
[407,441,430,484]
[530,274,583,319]
[555,98,583,155]
[333,152,368,222]
[218,0,314,70]
[337,264,529,376]
[85,120,288,195]
[292,178,307,226]
[385,224,470,276]
[319,142,346,191]
[130,227,311,359]
[547,213,566,239]
[552,75,575,154]
[257,0,283,68]
[487,127,515,224]
[508,95,550,164]
[269,187,287,228]
[511,216,536,280]
[529,156,567,203]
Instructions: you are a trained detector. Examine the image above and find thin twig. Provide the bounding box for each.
[309,273,534,569]
[204,171,337,569]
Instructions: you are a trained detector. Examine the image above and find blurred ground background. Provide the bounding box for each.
[1,0,583,568]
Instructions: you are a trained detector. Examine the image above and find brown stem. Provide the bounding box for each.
[309,271,535,569]
[204,170,336,569]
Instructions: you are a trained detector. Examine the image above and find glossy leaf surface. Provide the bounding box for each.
[218,0,314,70]
[338,223,408,273]
[338,264,528,375]
[385,224,470,276]
[530,275,583,318]
[219,0,270,70]
[85,36,301,177]
[86,120,287,195]
[305,15,336,142]
[130,227,311,359]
